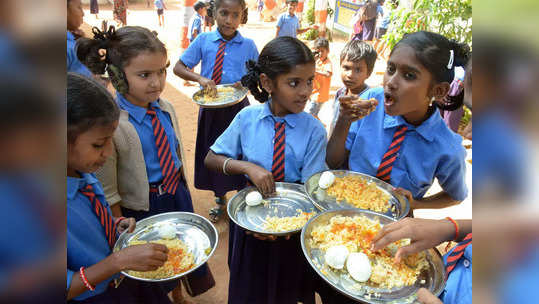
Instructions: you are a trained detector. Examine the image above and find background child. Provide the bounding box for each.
[188,1,207,42]
[154,0,167,27]
[67,72,171,303]
[327,31,470,210]
[173,0,258,223]
[78,26,213,302]
[305,37,332,120]
[275,0,316,38]
[67,0,92,77]
[204,36,327,304]
[328,40,377,135]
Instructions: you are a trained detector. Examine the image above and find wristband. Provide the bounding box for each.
[223,158,233,176]
[444,217,459,252]
[79,267,95,291]
[114,216,126,227]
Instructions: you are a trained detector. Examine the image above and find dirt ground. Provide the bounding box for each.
[79,2,472,302]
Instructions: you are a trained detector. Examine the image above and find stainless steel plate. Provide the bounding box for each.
[113,212,218,282]
[304,170,410,220]
[301,209,446,304]
[192,84,248,108]
[228,182,319,236]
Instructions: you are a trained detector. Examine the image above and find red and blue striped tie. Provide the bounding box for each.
[376,125,407,183]
[211,40,227,84]
[445,233,472,278]
[272,122,286,182]
[147,107,181,195]
[80,184,117,248]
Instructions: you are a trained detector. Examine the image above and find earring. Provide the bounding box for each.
[429,96,435,107]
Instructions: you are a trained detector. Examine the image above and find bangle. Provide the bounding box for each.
[223,158,233,176]
[114,216,126,227]
[445,217,460,241]
[79,267,95,291]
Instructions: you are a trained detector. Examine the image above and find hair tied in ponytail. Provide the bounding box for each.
[92,26,116,46]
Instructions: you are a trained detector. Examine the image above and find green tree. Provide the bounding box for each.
[384,0,472,49]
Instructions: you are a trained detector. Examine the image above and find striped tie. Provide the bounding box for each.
[376,125,408,183]
[80,184,117,248]
[211,40,227,84]
[272,122,286,182]
[147,107,181,195]
[445,233,472,278]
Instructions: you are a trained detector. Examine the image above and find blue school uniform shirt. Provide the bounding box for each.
[440,245,472,304]
[67,31,92,78]
[154,0,164,9]
[117,93,182,183]
[210,101,328,183]
[67,173,119,300]
[181,30,259,84]
[188,13,204,42]
[277,13,300,38]
[345,87,468,201]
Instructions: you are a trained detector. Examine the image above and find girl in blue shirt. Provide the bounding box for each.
[327,31,470,211]
[205,37,327,304]
[77,26,213,301]
[173,0,258,222]
[67,73,171,303]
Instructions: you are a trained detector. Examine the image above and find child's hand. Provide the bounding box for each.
[115,243,169,272]
[417,288,443,304]
[393,187,415,209]
[198,77,217,94]
[371,218,454,263]
[338,96,377,122]
[245,163,275,196]
[117,217,136,234]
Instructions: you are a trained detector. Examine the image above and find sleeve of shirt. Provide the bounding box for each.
[210,110,244,159]
[437,144,468,201]
[301,123,328,182]
[193,18,201,32]
[180,35,203,69]
[277,15,284,27]
[95,140,122,205]
[324,61,333,74]
[67,268,75,290]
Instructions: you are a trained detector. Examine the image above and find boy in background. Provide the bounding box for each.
[306,38,332,120]
[275,0,316,38]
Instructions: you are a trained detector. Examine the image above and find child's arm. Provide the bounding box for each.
[205,150,276,195]
[67,244,168,300]
[297,24,317,34]
[327,97,376,168]
[173,60,215,90]
[275,26,280,38]
[162,0,167,9]
[393,188,462,210]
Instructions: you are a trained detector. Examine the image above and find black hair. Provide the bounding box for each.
[194,1,207,12]
[208,0,248,24]
[391,31,470,110]
[340,40,378,75]
[314,37,329,51]
[76,26,167,76]
[67,72,119,143]
[241,37,315,102]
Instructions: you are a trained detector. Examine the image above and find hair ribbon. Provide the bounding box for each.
[447,49,454,70]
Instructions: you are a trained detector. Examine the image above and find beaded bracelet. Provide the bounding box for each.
[79,267,95,291]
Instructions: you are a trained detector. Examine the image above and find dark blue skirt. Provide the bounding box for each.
[194,98,249,197]
[227,220,317,304]
[121,178,210,294]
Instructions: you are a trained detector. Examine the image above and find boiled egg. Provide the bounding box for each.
[325,245,349,269]
[245,191,263,206]
[319,171,336,189]
[158,223,176,239]
[346,252,372,282]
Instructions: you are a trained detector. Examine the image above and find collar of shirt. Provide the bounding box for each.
[257,99,299,128]
[382,107,441,142]
[116,93,162,124]
[67,173,103,200]
[67,31,75,42]
[209,29,244,44]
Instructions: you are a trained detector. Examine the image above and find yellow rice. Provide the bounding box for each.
[310,215,428,289]
[127,239,195,279]
[263,209,315,232]
[326,176,391,213]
